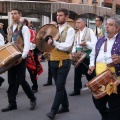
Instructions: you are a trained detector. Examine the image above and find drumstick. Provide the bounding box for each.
[81,61,92,72]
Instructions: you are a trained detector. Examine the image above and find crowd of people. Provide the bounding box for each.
[0,7,120,120]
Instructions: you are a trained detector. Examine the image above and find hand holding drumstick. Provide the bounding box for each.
[88,66,95,75]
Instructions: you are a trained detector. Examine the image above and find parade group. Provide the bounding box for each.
[0,7,120,120]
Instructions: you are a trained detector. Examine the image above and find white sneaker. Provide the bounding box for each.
[81,87,89,91]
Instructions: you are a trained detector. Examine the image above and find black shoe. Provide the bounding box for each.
[57,107,69,114]
[1,104,17,112]
[47,111,56,119]
[0,77,5,87]
[43,82,52,86]
[69,91,80,96]
[30,97,37,110]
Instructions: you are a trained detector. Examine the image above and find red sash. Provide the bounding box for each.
[26,50,44,80]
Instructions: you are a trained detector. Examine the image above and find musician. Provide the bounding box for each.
[46,8,75,119]
[94,16,105,39]
[88,15,120,120]
[1,8,37,112]
[69,18,97,96]
[43,21,57,86]
[27,19,43,93]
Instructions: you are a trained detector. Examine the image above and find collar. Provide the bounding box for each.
[58,22,67,28]
[105,33,118,40]
[80,27,87,32]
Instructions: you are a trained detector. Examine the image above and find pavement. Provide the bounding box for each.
[0,61,101,120]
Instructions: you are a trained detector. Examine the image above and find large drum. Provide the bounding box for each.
[71,51,86,68]
[86,69,120,99]
[0,42,22,74]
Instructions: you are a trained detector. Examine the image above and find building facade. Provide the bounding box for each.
[0,0,113,32]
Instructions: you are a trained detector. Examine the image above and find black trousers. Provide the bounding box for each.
[47,60,52,83]
[27,69,38,90]
[74,58,94,92]
[93,84,120,120]
[7,59,35,105]
[27,48,40,90]
[50,59,71,112]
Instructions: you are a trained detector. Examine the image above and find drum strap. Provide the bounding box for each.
[11,24,23,41]
[104,39,107,52]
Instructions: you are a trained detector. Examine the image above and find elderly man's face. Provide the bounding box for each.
[105,19,120,37]
[76,19,86,30]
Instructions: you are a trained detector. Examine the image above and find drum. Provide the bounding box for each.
[86,69,120,99]
[0,42,22,74]
[71,51,86,68]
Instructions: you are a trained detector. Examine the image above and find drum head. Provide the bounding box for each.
[36,24,60,52]
[0,54,21,74]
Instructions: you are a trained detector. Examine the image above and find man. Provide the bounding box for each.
[18,18,43,93]
[69,18,97,96]
[27,19,43,93]
[88,15,120,120]
[43,21,57,86]
[1,8,36,112]
[94,16,105,39]
[46,8,75,119]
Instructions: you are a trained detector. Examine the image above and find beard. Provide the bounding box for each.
[105,31,110,37]
[105,27,116,38]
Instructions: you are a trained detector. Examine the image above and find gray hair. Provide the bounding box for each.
[107,15,120,27]
[77,18,87,24]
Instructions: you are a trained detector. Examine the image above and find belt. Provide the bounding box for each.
[107,63,114,67]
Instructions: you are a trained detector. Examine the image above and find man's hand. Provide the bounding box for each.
[71,52,75,58]
[88,66,95,75]
[45,35,53,45]
[47,38,53,45]
[112,54,120,64]
[15,57,23,66]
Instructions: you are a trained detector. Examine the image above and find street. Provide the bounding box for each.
[0,61,100,120]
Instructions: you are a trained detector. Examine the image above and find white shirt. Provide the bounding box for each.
[12,24,30,59]
[29,43,36,50]
[72,27,97,52]
[53,22,75,51]
[0,33,4,46]
[89,34,117,67]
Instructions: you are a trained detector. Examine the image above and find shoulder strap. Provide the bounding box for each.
[11,24,23,41]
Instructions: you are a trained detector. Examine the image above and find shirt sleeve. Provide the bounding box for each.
[53,28,75,51]
[0,33,4,46]
[72,34,77,53]
[86,28,97,50]
[29,43,36,50]
[89,45,96,67]
[21,26,30,59]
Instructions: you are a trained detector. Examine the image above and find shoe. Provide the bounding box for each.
[69,91,80,96]
[32,89,38,93]
[47,111,56,119]
[43,82,52,86]
[57,107,69,114]
[30,97,37,110]
[81,87,88,91]
[0,77,5,87]
[1,104,17,112]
